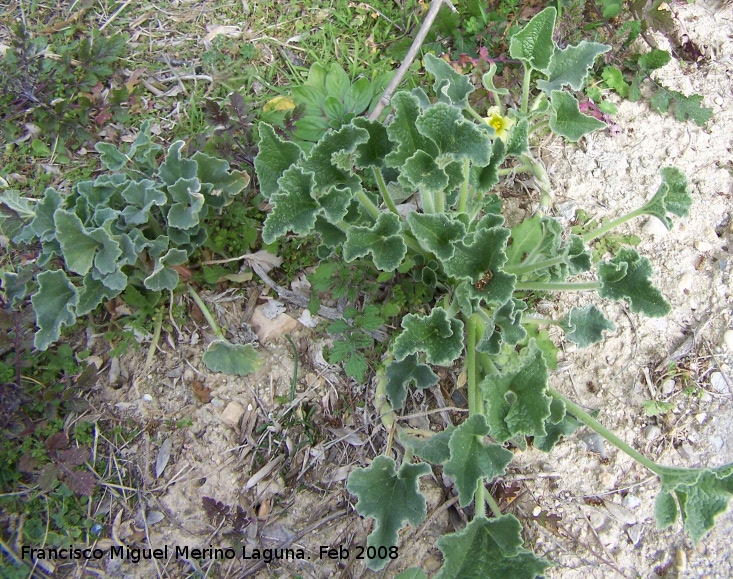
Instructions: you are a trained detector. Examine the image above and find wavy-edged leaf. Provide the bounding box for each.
[537,41,611,93]
[506,118,529,157]
[477,298,527,354]
[641,166,691,230]
[193,151,250,200]
[18,187,62,243]
[53,211,102,276]
[415,103,492,165]
[423,53,474,107]
[481,340,551,442]
[352,117,392,168]
[401,150,449,194]
[32,270,79,350]
[444,415,513,507]
[509,7,557,71]
[392,307,464,366]
[385,353,439,410]
[144,248,188,291]
[254,123,303,198]
[385,91,438,168]
[343,211,406,271]
[301,123,368,192]
[549,90,606,142]
[120,179,167,225]
[202,340,262,375]
[77,274,123,316]
[262,166,318,244]
[95,142,128,171]
[401,426,455,465]
[598,248,670,317]
[159,141,197,186]
[559,304,616,347]
[346,456,431,571]
[534,397,582,452]
[481,64,509,96]
[655,463,733,545]
[437,515,551,579]
[407,212,466,261]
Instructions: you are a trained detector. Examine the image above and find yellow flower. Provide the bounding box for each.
[483,107,515,142]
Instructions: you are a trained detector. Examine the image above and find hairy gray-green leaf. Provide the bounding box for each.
[549,91,606,142]
[202,341,262,376]
[537,41,611,93]
[444,415,513,507]
[347,456,431,571]
[392,307,464,366]
[254,123,303,198]
[423,53,475,107]
[598,248,670,317]
[32,270,79,350]
[385,353,439,410]
[509,7,557,71]
[560,304,616,347]
[343,212,407,271]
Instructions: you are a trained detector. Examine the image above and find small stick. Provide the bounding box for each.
[368,0,449,121]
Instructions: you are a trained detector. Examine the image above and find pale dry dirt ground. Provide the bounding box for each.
[78,2,733,578]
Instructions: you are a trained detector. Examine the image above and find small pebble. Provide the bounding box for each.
[642,217,668,236]
[694,412,707,425]
[710,436,724,450]
[142,393,153,402]
[644,424,662,442]
[677,273,694,292]
[694,240,713,252]
[723,330,733,352]
[623,494,642,510]
[220,401,245,428]
[661,378,676,395]
[709,371,730,393]
[626,523,643,546]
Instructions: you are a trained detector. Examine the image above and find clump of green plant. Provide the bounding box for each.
[0,121,260,375]
[0,24,134,148]
[253,8,731,576]
[262,62,395,149]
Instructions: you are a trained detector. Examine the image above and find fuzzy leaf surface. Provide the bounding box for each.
[423,53,474,107]
[444,415,513,507]
[254,123,303,198]
[261,166,318,244]
[481,340,551,442]
[437,515,551,579]
[301,123,368,192]
[343,213,406,271]
[32,270,79,350]
[560,304,616,347]
[401,426,455,465]
[415,103,492,165]
[509,7,557,71]
[159,141,197,186]
[537,41,611,93]
[385,353,439,410]
[549,91,606,142]
[407,213,466,261]
[385,92,438,168]
[655,463,733,545]
[193,151,250,199]
[202,341,262,376]
[598,248,670,317]
[534,397,582,452]
[401,150,449,193]
[347,456,431,571]
[642,166,691,229]
[392,307,464,366]
[352,117,392,168]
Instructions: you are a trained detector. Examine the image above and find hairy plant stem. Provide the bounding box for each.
[581,207,646,243]
[504,254,568,275]
[457,158,471,213]
[421,186,436,214]
[374,356,396,432]
[466,314,488,518]
[549,388,663,475]
[521,66,533,115]
[355,189,381,220]
[514,280,601,292]
[372,166,399,216]
[485,491,502,518]
[187,285,225,341]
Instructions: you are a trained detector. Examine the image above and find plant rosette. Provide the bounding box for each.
[1,121,260,376]
[252,7,730,576]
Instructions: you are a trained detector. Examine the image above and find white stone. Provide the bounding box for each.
[623,494,642,510]
[641,217,668,236]
[644,424,662,442]
[677,273,694,292]
[710,371,730,393]
[142,393,153,402]
[710,436,724,451]
[220,401,245,428]
[723,330,733,352]
[660,378,676,395]
[694,240,713,252]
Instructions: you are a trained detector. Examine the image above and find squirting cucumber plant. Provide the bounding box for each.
[253,8,733,577]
